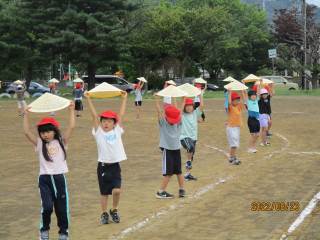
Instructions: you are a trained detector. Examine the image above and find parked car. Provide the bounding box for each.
[206,83,219,91]
[82,75,134,92]
[6,81,50,95]
[260,76,299,90]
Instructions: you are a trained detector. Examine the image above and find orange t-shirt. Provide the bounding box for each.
[228,105,243,127]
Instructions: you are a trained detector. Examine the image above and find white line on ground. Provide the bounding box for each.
[204,144,229,157]
[110,176,232,240]
[264,133,290,160]
[280,191,320,240]
[289,151,320,156]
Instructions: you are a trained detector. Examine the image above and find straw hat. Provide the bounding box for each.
[222,76,237,82]
[193,77,207,84]
[14,80,24,84]
[73,78,84,83]
[88,82,123,99]
[48,78,60,83]
[28,93,70,113]
[177,83,201,97]
[156,85,187,98]
[254,78,274,85]
[224,80,248,91]
[137,77,147,83]
[166,80,177,86]
[242,74,261,83]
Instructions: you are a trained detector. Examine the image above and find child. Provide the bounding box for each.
[134,80,144,119]
[258,88,272,146]
[23,102,75,240]
[73,83,84,117]
[194,83,206,121]
[180,96,204,181]
[226,89,246,165]
[155,96,185,199]
[245,82,261,153]
[16,83,27,116]
[85,91,128,224]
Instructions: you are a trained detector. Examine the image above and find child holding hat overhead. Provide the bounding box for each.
[258,87,273,146]
[73,83,84,117]
[180,96,204,181]
[226,89,246,165]
[194,83,206,121]
[16,82,27,116]
[22,102,75,240]
[85,91,128,224]
[134,80,144,119]
[155,95,185,199]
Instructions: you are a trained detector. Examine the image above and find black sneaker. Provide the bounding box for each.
[39,230,49,240]
[100,212,109,224]
[109,209,120,223]
[156,191,174,199]
[58,234,69,240]
[184,174,197,181]
[179,189,186,198]
[232,158,241,165]
[229,156,236,163]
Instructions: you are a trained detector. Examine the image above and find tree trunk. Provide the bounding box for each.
[87,62,96,90]
[25,63,33,89]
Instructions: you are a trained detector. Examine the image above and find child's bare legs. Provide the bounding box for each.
[229,147,237,158]
[100,195,108,213]
[261,127,268,144]
[177,174,184,189]
[112,188,121,210]
[250,133,259,149]
[160,176,171,191]
[136,106,141,119]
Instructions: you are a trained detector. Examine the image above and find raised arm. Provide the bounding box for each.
[199,94,204,112]
[23,108,37,146]
[241,90,248,108]
[228,88,232,106]
[181,97,186,111]
[269,83,275,97]
[63,101,76,144]
[155,95,164,121]
[84,91,99,129]
[118,91,128,126]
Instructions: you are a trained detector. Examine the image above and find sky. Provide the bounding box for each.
[307,0,320,7]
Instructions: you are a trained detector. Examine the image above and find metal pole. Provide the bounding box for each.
[272,58,275,75]
[302,0,307,89]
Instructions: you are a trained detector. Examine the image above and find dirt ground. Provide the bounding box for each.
[0,96,320,240]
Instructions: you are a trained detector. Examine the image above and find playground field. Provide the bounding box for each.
[0,95,320,240]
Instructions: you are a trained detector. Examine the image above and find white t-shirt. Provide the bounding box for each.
[92,125,127,163]
[36,138,68,175]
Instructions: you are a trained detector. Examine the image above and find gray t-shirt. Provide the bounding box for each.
[159,118,181,150]
[16,86,25,101]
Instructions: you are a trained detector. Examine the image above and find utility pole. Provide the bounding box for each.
[262,0,266,11]
[302,0,307,89]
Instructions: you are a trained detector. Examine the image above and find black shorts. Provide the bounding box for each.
[248,117,260,134]
[161,148,182,176]
[97,162,121,195]
[135,101,142,106]
[180,138,197,154]
[75,100,83,111]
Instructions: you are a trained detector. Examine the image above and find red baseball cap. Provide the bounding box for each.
[99,111,119,123]
[37,117,60,128]
[185,98,194,105]
[252,85,258,92]
[231,92,241,101]
[165,105,181,125]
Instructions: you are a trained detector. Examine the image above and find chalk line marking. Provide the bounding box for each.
[264,133,290,160]
[111,176,232,240]
[280,191,320,240]
[289,151,320,156]
[204,144,229,157]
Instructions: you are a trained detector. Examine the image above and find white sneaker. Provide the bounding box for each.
[248,148,257,153]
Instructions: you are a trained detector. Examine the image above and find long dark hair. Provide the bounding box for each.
[38,124,67,162]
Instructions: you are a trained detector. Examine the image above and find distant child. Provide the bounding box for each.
[73,83,84,117]
[16,83,27,116]
[163,80,177,107]
[23,102,75,240]
[180,96,204,181]
[226,89,246,165]
[258,87,272,146]
[155,95,185,199]
[194,83,206,121]
[245,81,261,153]
[85,91,128,224]
[134,80,144,119]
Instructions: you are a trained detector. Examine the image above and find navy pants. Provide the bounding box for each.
[38,174,69,235]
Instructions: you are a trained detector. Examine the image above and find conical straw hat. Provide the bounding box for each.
[137,77,147,83]
[28,93,70,113]
[88,82,123,99]
[177,83,201,97]
[194,77,207,84]
[49,78,60,83]
[166,80,177,86]
[156,85,187,98]
[242,74,261,83]
[14,80,24,84]
[73,78,84,83]
[224,80,248,91]
[223,76,237,82]
[254,78,274,85]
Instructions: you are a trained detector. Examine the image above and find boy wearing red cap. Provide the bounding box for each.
[155,96,185,199]
[180,96,204,181]
[73,83,84,117]
[22,102,75,240]
[85,91,127,225]
[226,89,246,165]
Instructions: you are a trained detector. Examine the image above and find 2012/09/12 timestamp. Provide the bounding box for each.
[251,201,300,211]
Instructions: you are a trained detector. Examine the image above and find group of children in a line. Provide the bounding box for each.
[20,78,274,239]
